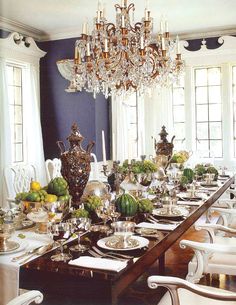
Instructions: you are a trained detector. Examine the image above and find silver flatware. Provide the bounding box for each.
[148,215,181,225]
[11,245,43,262]
[89,248,128,261]
[92,246,133,259]
[18,243,53,265]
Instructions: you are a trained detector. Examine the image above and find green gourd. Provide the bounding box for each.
[183,168,194,183]
[115,193,138,217]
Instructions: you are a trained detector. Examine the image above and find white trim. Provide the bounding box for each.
[0,17,44,41]
[0,16,236,42]
[0,32,46,66]
[178,35,236,170]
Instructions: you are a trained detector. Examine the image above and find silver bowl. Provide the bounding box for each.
[111,221,136,235]
[82,180,111,200]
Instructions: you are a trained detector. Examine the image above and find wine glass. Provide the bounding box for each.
[109,203,121,222]
[69,217,91,252]
[50,222,72,262]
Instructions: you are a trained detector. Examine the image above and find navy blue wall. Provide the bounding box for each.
[38,38,110,161]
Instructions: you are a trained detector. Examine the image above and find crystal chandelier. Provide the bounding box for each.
[57,0,184,98]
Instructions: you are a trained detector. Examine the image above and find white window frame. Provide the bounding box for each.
[180,36,236,169]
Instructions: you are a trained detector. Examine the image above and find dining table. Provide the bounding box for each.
[1,175,234,305]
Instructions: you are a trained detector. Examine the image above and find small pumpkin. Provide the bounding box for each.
[115,193,138,217]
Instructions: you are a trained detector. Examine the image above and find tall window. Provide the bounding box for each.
[6,64,24,163]
[172,76,185,150]
[233,66,236,157]
[194,67,222,158]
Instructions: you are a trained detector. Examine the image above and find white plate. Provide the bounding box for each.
[97,235,149,251]
[0,240,28,255]
[152,206,189,218]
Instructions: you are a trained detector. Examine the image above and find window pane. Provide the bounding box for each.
[209,122,221,139]
[209,86,221,104]
[173,105,185,122]
[15,105,22,124]
[15,143,23,162]
[210,140,222,157]
[196,87,207,104]
[195,69,207,86]
[197,122,208,139]
[174,123,185,139]
[208,68,221,85]
[209,104,221,121]
[14,87,22,105]
[15,125,23,142]
[6,66,14,85]
[14,67,22,86]
[196,140,209,153]
[173,88,184,105]
[196,104,208,121]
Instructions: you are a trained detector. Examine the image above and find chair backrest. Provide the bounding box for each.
[7,290,43,305]
[45,158,62,183]
[89,153,99,181]
[4,164,37,198]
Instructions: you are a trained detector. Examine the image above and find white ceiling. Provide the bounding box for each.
[0,0,236,41]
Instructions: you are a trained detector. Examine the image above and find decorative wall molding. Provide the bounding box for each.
[180,35,236,65]
[1,15,236,42]
[0,17,44,41]
[0,32,46,66]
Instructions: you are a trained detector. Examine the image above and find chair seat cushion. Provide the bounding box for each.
[158,285,236,305]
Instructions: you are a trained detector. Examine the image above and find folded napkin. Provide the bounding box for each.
[68,256,127,272]
[177,200,203,206]
[136,222,177,231]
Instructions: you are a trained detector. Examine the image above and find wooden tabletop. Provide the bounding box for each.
[19,176,235,305]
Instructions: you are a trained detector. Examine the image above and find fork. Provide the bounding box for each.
[148,215,181,225]
[92,246,133,259]
[88,249,128,261]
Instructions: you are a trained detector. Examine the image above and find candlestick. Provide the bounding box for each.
[121,15,125,27]
[165,20,169,32]
[86,42,90,56]
[104,38,108,52]
[112,132,116,160]
[140,36,144,49]
[121,0,125,7]
[161,37,166,50]
[97,10,100,23]
[74,46,78,59]
[145,8,148,21]
[160,20,164,34]
[176,35,180,54]
[82,23,86,35]
[102,130,107,165]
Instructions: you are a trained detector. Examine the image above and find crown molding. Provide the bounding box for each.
[0,16,45,41]
[1,16,236,42]
[178,28,236,41]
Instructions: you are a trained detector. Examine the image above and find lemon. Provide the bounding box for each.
[45,194,58,203]
[30,181,41,191]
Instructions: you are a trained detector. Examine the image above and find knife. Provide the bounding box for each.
[12,245,43,262]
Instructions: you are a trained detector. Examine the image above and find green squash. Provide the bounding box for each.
[183,168,194,183]
[115,193,138,217]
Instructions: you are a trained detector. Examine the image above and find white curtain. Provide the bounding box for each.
[23,64,46,185]
[0,58,13,207]
[144,86,174,157]
[111,95,129,162]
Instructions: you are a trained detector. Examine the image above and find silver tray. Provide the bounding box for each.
[152,206,189,218]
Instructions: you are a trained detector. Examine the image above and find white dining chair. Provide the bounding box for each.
[45,158,62,183]
[7,290,43,305]
[148,275,236,305]
[180,237,236,283]
[4,164,37,206]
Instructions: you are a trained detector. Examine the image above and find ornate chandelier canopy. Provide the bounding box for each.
[57,0,184,98]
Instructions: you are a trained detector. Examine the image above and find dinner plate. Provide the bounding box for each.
[200,183,218,188]
[152,206,189,218]
[97,235,149,251]
[135,228,160,238]
[0,240,28,255]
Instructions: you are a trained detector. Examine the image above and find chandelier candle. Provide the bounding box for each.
[102,130,107,165]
